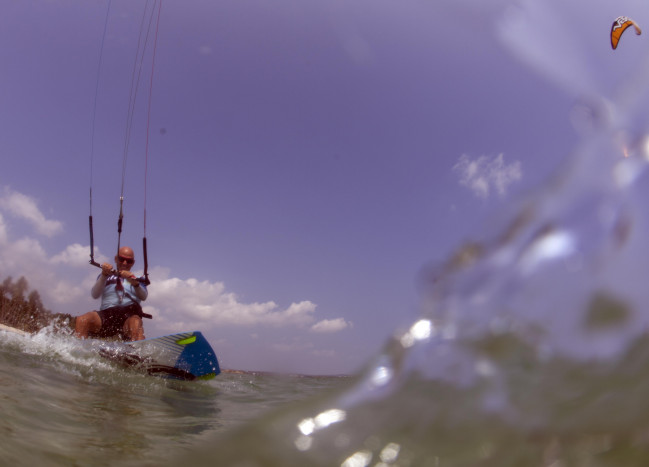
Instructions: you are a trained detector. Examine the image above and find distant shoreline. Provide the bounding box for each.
[219,368,351,378]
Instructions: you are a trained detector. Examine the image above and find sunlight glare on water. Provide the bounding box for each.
[399,319,433,348]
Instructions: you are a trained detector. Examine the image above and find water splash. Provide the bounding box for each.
[185,0,649,465]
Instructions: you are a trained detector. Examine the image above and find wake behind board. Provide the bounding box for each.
[97,331,220,381]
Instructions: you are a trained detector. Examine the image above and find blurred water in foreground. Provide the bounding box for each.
[195,1,649,465]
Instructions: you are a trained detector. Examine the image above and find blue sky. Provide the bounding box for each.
[0,0,637,374]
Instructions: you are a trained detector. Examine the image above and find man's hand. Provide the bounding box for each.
[119,270,139,286]
[101,263,113,276]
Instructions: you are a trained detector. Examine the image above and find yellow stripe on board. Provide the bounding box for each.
[197,373,216,380]
[175,335,196,346]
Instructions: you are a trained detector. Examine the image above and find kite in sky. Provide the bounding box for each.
[611,16,642,50]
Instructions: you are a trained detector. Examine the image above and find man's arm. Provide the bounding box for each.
[91,262,112,299]
[91,274,107,299]
[132,281,148,301]
[122,271,148,301]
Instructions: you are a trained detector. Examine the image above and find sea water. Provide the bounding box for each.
[0,330,348,465]
[7,1,649,466]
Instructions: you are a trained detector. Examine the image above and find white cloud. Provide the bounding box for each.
[50,243,92,267]
[311,318,351,333]
[0,212,9,246]
[1,236,48,270]
[0,187,63,237]
[147,270,320,331]
[0,213,7,244]
[453,153,522,199]
[0,186,349,346]
[0,230,91,307]
[49,281,87,306]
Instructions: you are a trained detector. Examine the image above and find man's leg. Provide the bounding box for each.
[74,311,102,338]
[123,315,145,341]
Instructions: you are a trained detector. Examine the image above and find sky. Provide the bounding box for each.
[0,0,639,374]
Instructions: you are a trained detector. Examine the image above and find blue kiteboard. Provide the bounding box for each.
[0,323,219,381]
[98,331,220,381]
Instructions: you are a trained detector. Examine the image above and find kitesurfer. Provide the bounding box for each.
[75,246,149,341]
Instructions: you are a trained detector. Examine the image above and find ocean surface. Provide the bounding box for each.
[0,329,349,465]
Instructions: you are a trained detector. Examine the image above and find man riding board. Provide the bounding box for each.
[75,246,149,341]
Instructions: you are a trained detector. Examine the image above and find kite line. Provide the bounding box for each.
[88,0,163,286]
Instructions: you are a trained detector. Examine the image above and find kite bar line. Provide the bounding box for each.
[142,0,162,286]
[88,0,162,285]
[119,0,160,285]
[89,0,113,269]
[89,213,100,268]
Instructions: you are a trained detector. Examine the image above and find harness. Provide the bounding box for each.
[122,291,153,320]
[108,276,153,320]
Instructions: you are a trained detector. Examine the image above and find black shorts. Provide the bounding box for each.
[93,304,142,339]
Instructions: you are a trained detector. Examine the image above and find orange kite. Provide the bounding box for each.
[611,16,642,50]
